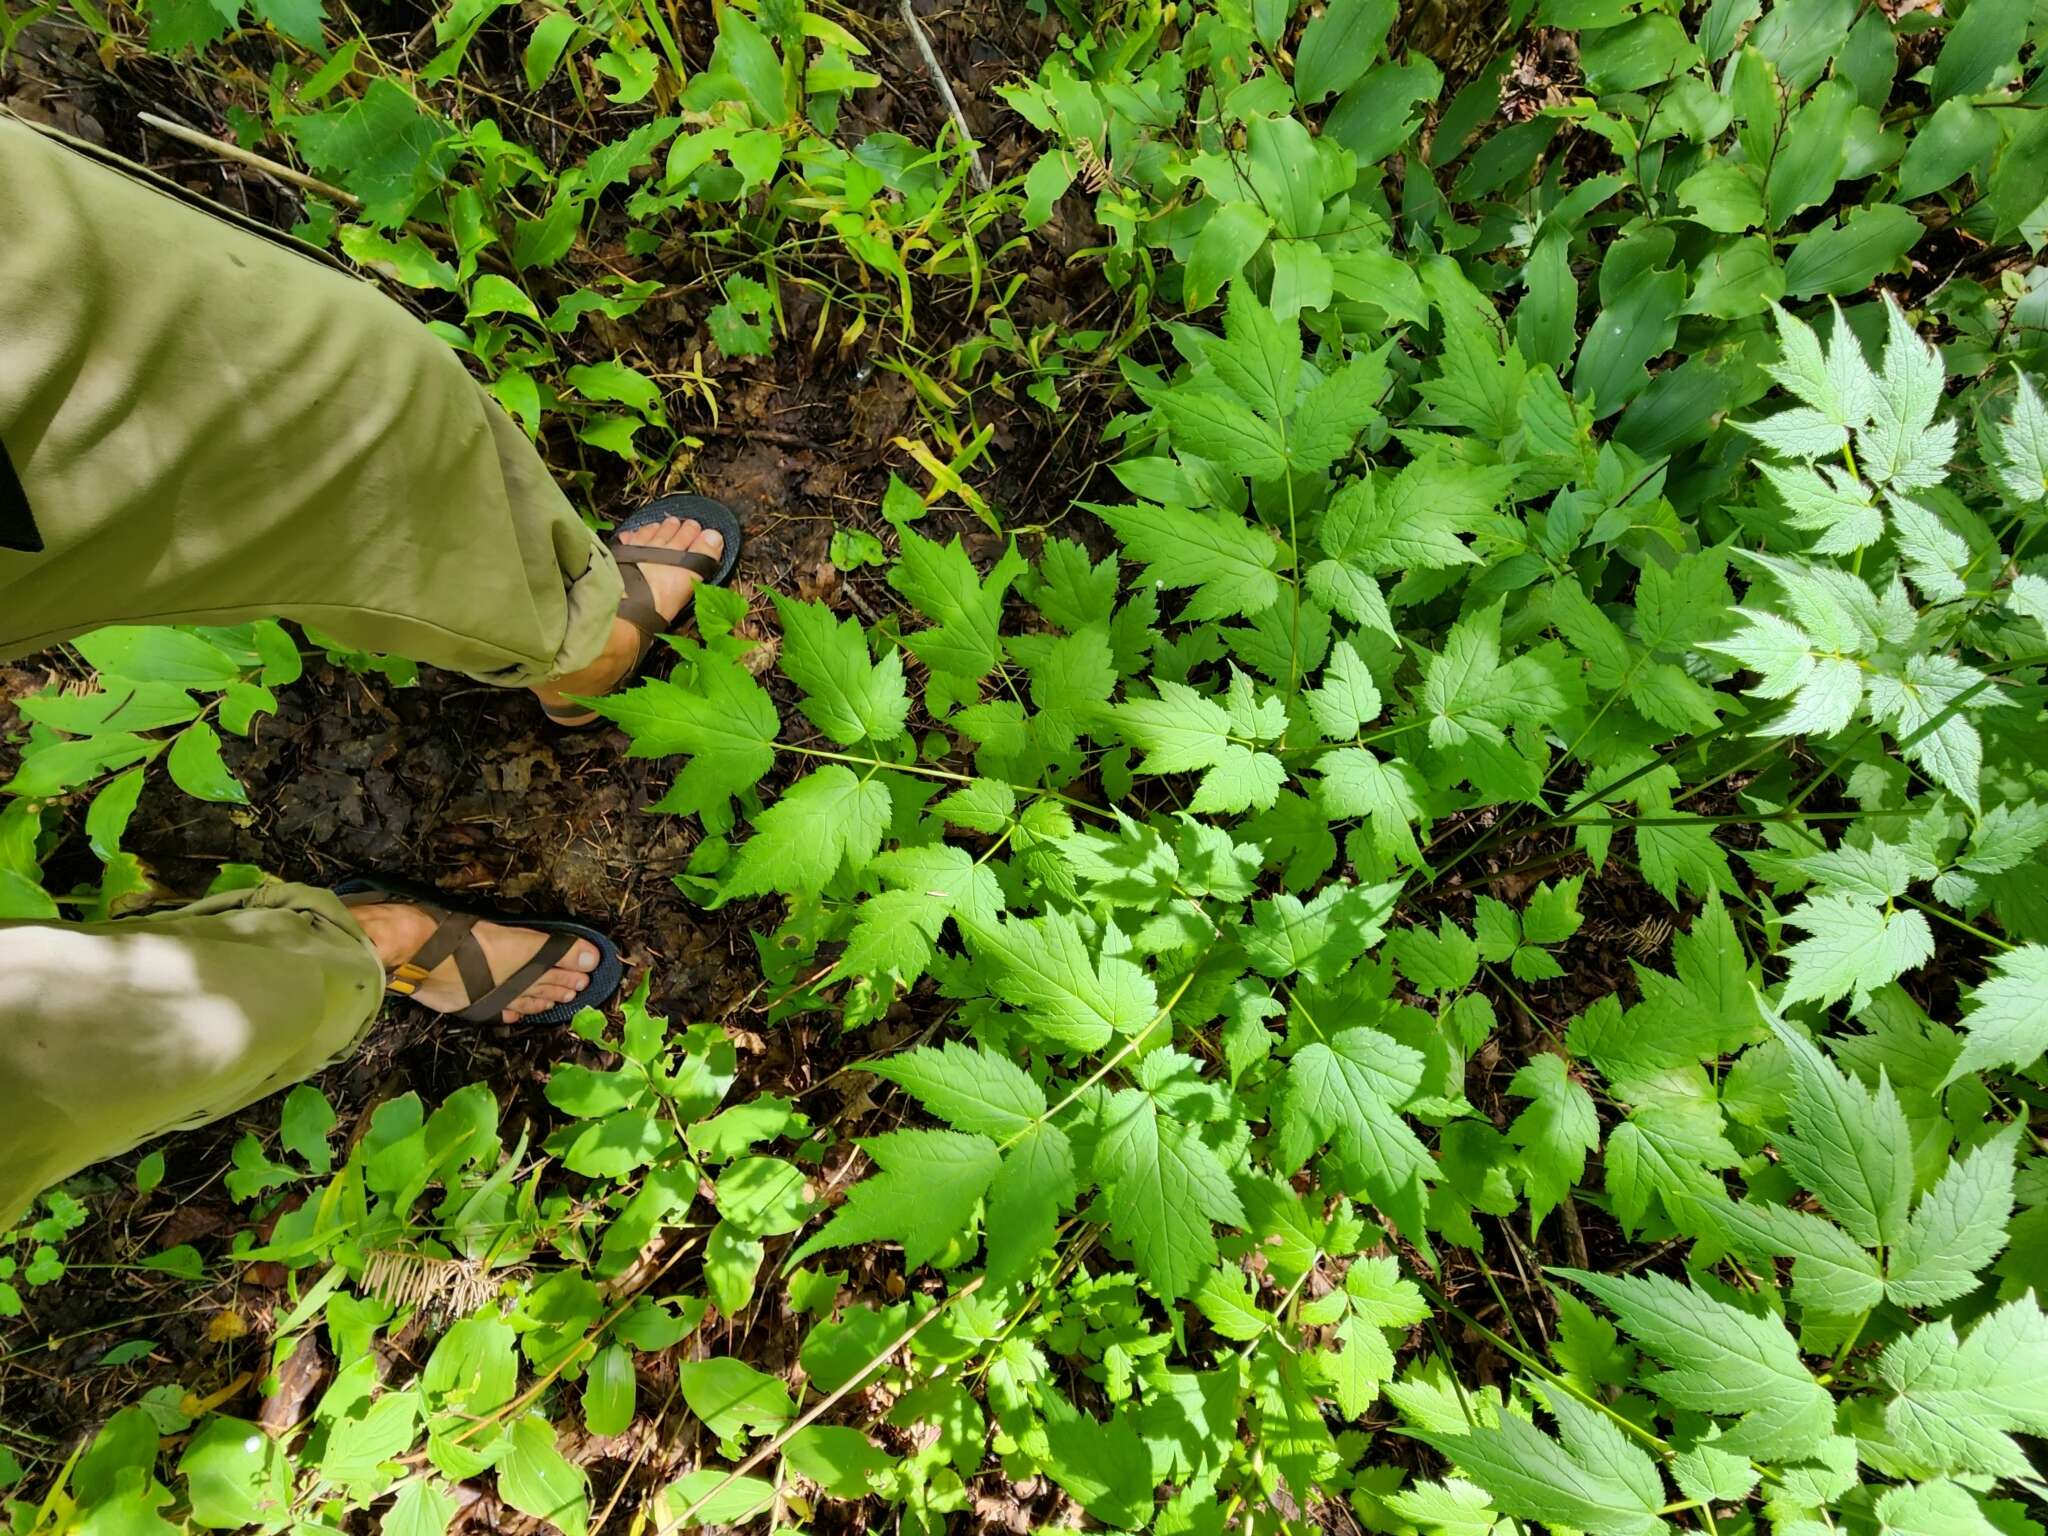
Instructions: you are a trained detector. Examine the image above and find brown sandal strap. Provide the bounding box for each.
[614,544,721,580]
[615,561,666,641]
[457,930,581,1023]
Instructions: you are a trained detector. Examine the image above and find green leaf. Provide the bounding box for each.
[960,910,1157,1053]
[1306,639,1383,738]
[1245,115,1323,239]
[1558,1268,1833,1457]
[4,734,154,799]
[1782,205,1924,298]
[1041,1395,1155,1529]
[1294,0,1394,103]
[1572,266,1684,419]
[1930,0,2027,102]
[1193,1264,1276,1341]
[1877,1478,2004,1536]
[166,724,248,806]
[605,655,779,821]
[286,79,456,227]
[75,627,240,688]
[382,1479,457,1536]
[1879,1296,2048,1477]
[1420,1396,1664,1536]
[709,6,788,124]
[1679,159,1765,233]
[178,1417,288,1530]
[1898,99,2000,199]
[16,684,199,736]
[773,597,909,745]
[1506,1055,1598,1232]
[713,1157,811,1237]
[867,1041,1045,1139]
[1092,500,1280,623]
[1184,202,1272,311]
[564,359,663,418]
[1423,601,1560,749]
[659,1470,774,1527]
[888,527,1027,683]
[782,1426,895,1500]
[986,1122,1076,1287]
[1157,386,1288,480]
[279,1085,335,1175]
[723,765,889,898]
[1245,879,1402,984]
[1886,1127,2017,1307]
[1945,944,2048,1081]
[1703,1196,1884,1316]
[677,1357,793,1443]
[793,1130,997,1271]
[1274,1027,1434,1242]
[1765,1006,1914,1249]
[497,1414,589,1536]
[466,273,541,322]
[582,1345,636,1438]
[1096,1085,1246,1300]
[1779,894,1936,1012]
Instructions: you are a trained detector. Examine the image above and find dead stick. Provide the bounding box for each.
[138,110,357,208]
[895,0,992,193]
[139,110,474,258]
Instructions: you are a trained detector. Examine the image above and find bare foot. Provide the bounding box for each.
[350,902,600,1023]
[533,515,726,727]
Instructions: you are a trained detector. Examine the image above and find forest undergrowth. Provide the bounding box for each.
[3,0,2048,1533]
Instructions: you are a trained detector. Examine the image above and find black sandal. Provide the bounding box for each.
[335,876,625,1026]
[545,494,745,728]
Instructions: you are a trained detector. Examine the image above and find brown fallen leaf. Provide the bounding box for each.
[258,1333,329,1437]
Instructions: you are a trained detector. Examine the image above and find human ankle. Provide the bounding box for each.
[350,902,432,968]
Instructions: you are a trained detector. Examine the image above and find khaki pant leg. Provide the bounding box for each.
[0,113,621,687]
[0,882,383,1228]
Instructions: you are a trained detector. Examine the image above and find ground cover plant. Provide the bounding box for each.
[2,0,2047,1532]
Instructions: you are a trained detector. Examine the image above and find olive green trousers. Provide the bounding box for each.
[0,113,622,1227]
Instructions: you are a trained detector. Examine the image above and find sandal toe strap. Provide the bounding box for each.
[614,544,721,581]
[456,930,582,1023]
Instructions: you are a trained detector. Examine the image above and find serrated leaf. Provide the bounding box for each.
[1558,1268,1833,1458]
[1778,896,1934,1012]
[723,766,889,898]
[1096,1086,1246,1300]
[1420,1397,1664,1536]
[1879,1296,2048,1477]
[1886,1127,2017,1307]
[1946,944,2048,1081]
[794,1130,997,1272]
[602,654,779,820]
[1506,1055,1598,1233]
[867,1041,1045,1139]
[1091,500,1282,622]
[961,911,1157,1053]
[1765,1005,1915,1248]
[773,596,909,746]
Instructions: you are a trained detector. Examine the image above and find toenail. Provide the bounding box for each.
[579,948,597,969]
[702,529,725,550]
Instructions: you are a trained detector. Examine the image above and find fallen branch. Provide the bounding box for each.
[138,110,357,209]
[895,0,992,194]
